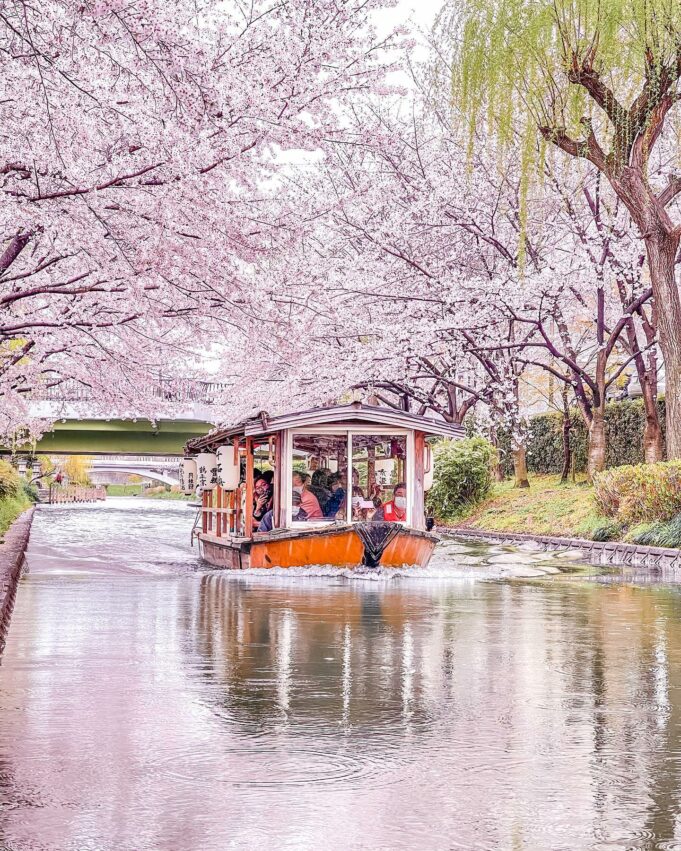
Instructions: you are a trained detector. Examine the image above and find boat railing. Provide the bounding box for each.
[199,487,244,539]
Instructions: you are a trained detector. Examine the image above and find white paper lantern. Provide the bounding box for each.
[216,445,240,489]
[374,458,395,486]
[196,452,218,490]
[179,458,197,495]
[424,447,434,491]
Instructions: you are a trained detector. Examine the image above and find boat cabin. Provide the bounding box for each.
[183,403,464,569]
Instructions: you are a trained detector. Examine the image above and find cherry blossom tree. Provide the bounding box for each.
[0,0,402,439]
[456,0,681,457]
[256,98,556,486]
[262,76,663,482]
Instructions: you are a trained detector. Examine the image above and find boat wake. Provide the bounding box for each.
[204,552,591,583]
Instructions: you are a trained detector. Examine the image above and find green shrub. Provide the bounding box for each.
[629,515,681,548]
[590,521,624,542]
[21,481,39,503]
[625,522,657,543]
[593,461,681,524]
[0,460,21,501]
[427,437,496,521]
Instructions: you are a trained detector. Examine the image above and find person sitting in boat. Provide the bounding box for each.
[324,473,346,518]
[373,483,407,522]
[291,490,308,521]
[292,471,323,519]
[253,476,271,527]
[257,508,275,532]
[310,469,332,513]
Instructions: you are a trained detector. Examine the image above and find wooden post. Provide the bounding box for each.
[413,431,426,531]
[202,488,209,534]
[216,486,222,538]
[245,437,254,538]
[272,433,281,529]
[368,444,376,491]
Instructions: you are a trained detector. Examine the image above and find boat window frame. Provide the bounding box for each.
[284,425,413,528]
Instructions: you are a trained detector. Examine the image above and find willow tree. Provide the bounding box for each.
[456,0,681,458]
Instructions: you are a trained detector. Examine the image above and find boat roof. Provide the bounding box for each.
[187,403,465,451]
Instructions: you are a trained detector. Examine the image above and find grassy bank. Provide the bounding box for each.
[144,490,192,501]
[454,474,614,540]
[105,484,191,500]
[0,493,34,540]
[106,484,145,496]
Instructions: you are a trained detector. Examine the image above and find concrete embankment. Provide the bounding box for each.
[0,507,35,651]
[446,526,681,572]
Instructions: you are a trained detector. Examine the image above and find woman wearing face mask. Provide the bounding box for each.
[292,471,323,519]
[373,483,407,522]
[290,490,308,521]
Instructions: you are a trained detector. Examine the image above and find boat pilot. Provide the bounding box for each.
[373,483,407,522]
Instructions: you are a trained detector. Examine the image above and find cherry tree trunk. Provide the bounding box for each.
[644,235,681,458]
[587,407,607,481]
[489,426,505,482]
[512,445,530,488]
[624,313,663,463]
[641,380,664,463]
[560,410,571,483]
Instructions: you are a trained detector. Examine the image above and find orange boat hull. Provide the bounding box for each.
[198,525,437,570]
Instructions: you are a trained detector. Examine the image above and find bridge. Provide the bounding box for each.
[11,379,224,456]
[26,419,213,456]
[89,456,180,486]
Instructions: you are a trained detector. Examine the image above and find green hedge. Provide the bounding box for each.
[427,437,496,522]
[491,399,665,476]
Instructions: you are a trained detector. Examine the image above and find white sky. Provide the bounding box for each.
[396,0,444,28]
[381,0,445,57]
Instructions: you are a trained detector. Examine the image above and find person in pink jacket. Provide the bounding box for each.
[292,471,323,519]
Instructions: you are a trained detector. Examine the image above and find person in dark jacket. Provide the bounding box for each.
[324,473,346,518]
[310,469,332,513]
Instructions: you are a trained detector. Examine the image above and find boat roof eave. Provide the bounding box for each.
[244,405,465,439]
[186,403,465,452]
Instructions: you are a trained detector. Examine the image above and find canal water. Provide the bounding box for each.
[1,500,681,850]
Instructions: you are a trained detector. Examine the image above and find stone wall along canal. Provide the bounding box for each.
[1,498,681,850]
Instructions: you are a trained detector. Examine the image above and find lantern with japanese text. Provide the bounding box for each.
[216,445,240,490]
[179,457,197,495]
[374,458,395,487]
[196,452,218,490]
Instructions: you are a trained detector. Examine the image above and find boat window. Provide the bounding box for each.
[252,439,276,532]
[351,435,407,522]
[291,434,349,522]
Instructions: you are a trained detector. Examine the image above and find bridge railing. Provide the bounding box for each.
[48,485,107,504]
[92,456,180,465]
[29,379,228,405]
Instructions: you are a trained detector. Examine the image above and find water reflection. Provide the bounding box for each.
[186,575,448,733]
[2,501,681,848]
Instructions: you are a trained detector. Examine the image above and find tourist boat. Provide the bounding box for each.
[182,403,464,570]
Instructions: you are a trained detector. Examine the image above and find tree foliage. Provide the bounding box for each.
[0,0,400,438]
[426,437,497,521]
[594,459,681,523]
[62,455,92,486]
[457,0,681,165]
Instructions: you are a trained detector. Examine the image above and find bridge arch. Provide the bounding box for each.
[90,466,179,486]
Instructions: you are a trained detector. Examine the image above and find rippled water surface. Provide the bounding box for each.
[2,499,681,850]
